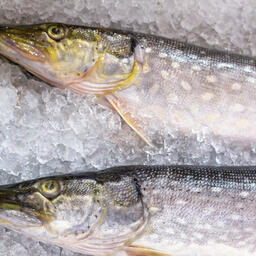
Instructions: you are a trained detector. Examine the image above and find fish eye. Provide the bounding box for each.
[39,180,61,199]
[47,25,65,41]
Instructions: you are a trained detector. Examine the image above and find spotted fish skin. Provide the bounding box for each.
[0,165,256,256]
[113,33,256,143]
[0,24,256,144]
[126,165,256,256]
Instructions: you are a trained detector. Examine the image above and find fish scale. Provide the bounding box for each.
[0,165,256,255]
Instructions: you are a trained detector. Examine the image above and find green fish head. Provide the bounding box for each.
[0,179,44,228]
[0,172,148,255]
[0,176,105,241]
[0,23,142,94]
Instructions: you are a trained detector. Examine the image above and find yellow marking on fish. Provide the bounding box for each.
[97,59,131,81]
[75,53,104,78]
[0,218,9,224]
[190,104,199,114]
[58,43,66,52]
[94,33,102,42]
[201,92,214,101]
[230,103,245,112]
[191,65,201,71]
[171,62,180,69]
[159,52,167,58]
[232,82,241,91]
[106,95,153,147]
[207,112,220,121]
[112,60,141,93]
[181,81,192,91]
[66,39,73,46]
[71,55,141,95]
[167,93,179,104]
[173,112,182,123]
[150,206,160,214]
[46,45,58,65]
[153,106,165,116]
[142,58,151,73]
[124,245,172,256]
[206,75,217,83]
[50,220,72,234]
[237,119,249,128]
[145,47,152,53]
[161,70,169,80]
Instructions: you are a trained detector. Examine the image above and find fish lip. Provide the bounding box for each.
[0,187,32,211]
[0,34,62,88]
[0,187,44,227]
[0,33,46,62]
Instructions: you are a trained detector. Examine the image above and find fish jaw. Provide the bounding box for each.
[0,25,47,62]
[0,183,44,231]
[0,25,68,88]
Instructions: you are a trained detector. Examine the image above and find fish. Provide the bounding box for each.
[0,23,256,146]
[0,165,256,256]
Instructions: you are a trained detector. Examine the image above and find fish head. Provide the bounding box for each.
[0,176,103,239]
[0,23,143,94]
[0,173,149,255]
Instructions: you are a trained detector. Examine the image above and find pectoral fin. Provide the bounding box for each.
[123,245,172,256]
[105,94,153,147]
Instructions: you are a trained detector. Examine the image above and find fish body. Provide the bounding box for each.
[1,165,256,255]
[0,24,256,145]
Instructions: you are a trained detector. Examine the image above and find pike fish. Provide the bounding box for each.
[0,24,256,145]
[0,165,256,256]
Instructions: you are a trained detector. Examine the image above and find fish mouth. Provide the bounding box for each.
[0,185,43,228]
[0,25,46,63]
[0,25,63,88]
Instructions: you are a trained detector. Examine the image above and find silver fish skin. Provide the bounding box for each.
[0,165,256,256]
[0,24,256,145]
[114,33,256,144]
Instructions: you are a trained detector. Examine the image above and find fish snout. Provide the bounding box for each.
[0,24,47,63]
[0,183,44,227]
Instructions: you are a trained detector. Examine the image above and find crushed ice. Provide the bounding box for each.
[0,0,256,255]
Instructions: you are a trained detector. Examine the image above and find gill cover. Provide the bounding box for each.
[51,176,150,256]
[66,33,144,95]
